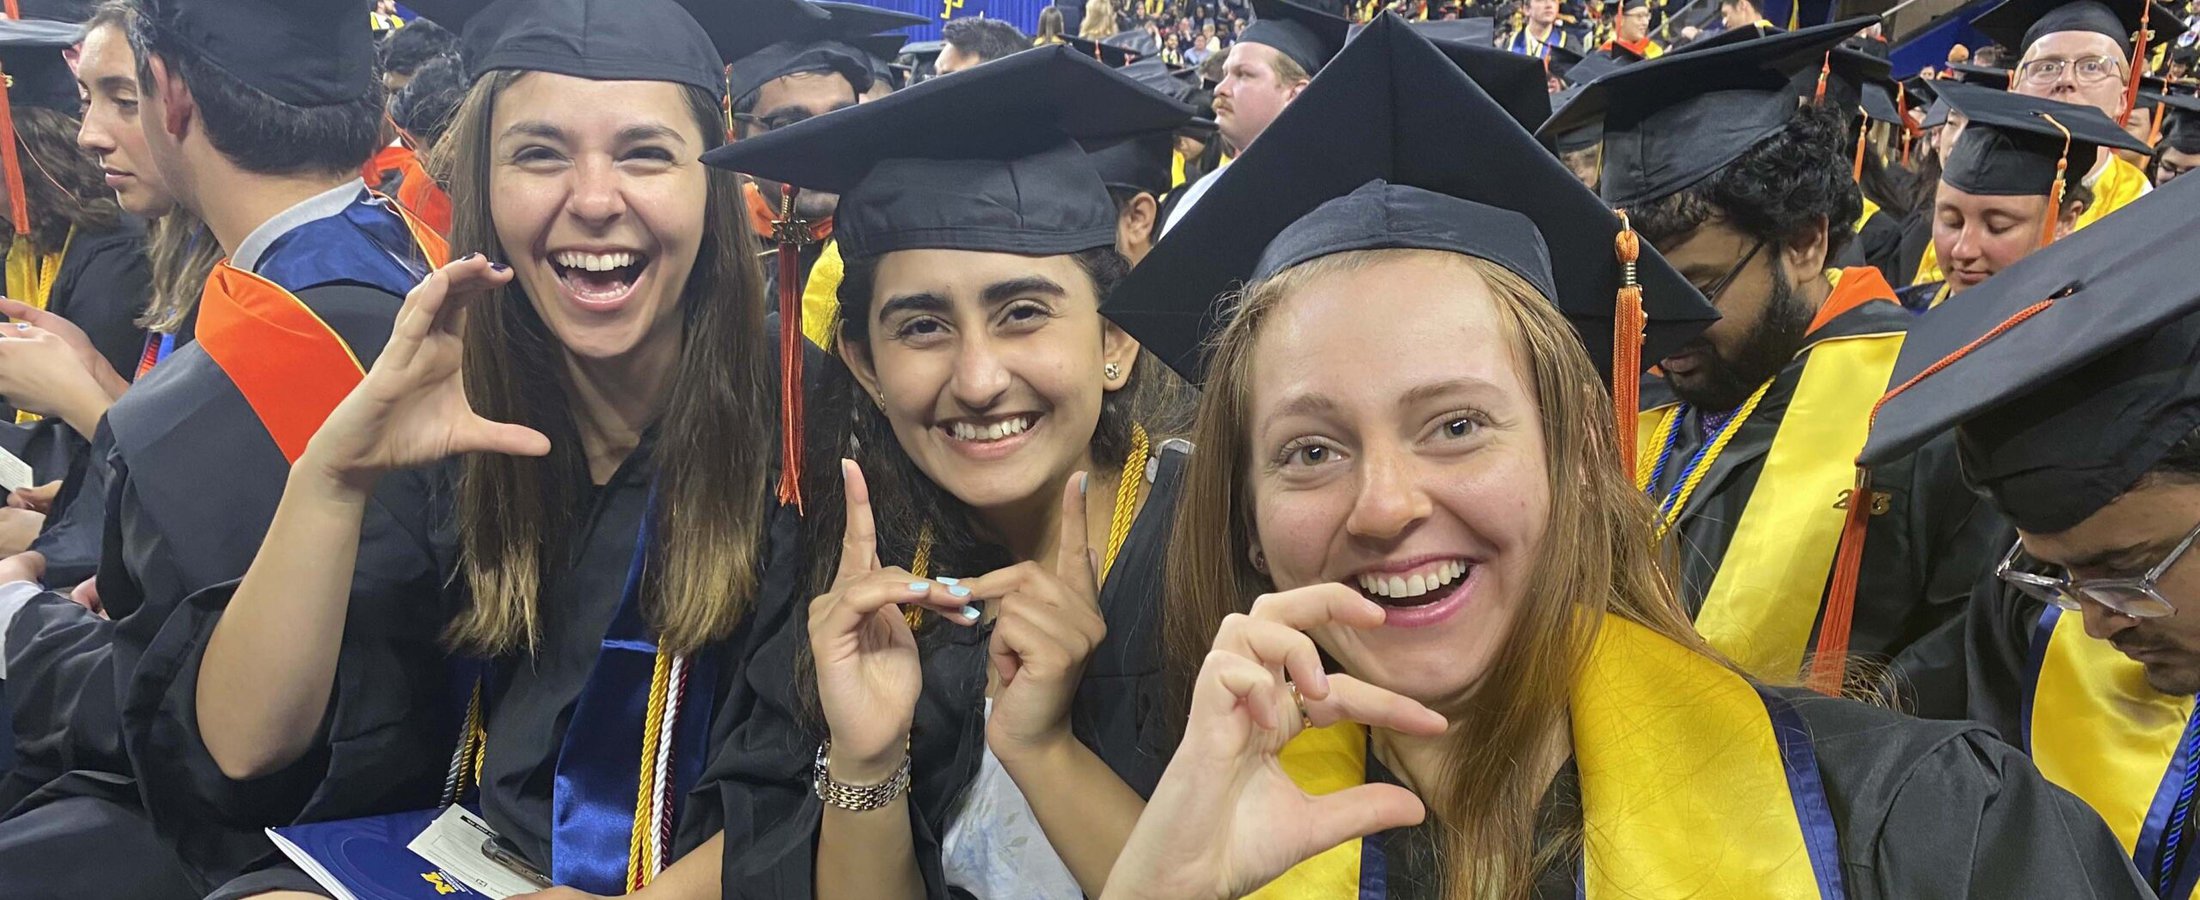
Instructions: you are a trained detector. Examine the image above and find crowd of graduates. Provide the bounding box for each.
[0,0,2196,898]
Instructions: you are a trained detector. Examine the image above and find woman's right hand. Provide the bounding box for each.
[302,255,551,493]
[808,459,978,784]
[1102,585,1448,900]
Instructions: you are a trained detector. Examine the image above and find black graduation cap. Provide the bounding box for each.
[410,0,752,97]
[1111,15,1717,381]
[1541,18,1874,210]
[1933,79,2147,195]
[0,17,81,113]
[725,0,924,103]
[1106,29,1162,57]
[700,45,1193,262]
[1547,43,1592,81]
[1241,0,1352,73]
[140,0,377,106]
[1405,16,1496,44]
[1973,0,2185,57]
[2152,90,2200,151]
[1942,61,2013,90]
[1857,172,2200,534]
[1121,57,1200,102]
[1066,35,1143,67]
[1548,85,1604,152]
[12,0,88,22]
[1860,83,1903,124]
[1083,132,1178,196]
[1824,42,1893,118]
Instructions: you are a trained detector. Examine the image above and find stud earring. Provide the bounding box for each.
[1104,362,1122,381]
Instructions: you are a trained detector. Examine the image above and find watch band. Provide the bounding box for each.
[813,739,912,812]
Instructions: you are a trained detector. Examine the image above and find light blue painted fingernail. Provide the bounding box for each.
[934,576,960,585]
[949,585,972,598]
[908,581,931,592]
[960,605,983,621]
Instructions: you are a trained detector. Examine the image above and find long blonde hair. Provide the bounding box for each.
[432,70,777,656]
[1162,249,1710,898]
[1080,0,1118,40]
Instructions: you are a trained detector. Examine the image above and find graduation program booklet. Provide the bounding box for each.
[266,805,549,900]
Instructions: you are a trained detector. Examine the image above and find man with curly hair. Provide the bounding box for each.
[1543,21,2010,688]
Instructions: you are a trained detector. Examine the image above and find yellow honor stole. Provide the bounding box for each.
[6,228,72,424]
[2027,606,2200,898]
[2074,156,2151,234]
[1635,328,1904,681]
[1255,616,1844,897]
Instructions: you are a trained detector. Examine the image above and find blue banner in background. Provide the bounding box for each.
[843,0,1065,41]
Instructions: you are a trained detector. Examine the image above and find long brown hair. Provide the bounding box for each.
[9,105,122,254]
[435,70,776,656]
[137,211,217,334]
[1161,249,1710,898]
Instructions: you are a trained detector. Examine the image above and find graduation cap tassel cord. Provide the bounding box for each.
[1613,211,1645,482]
[1853,118,1869,182]
[775,184,807,511]
[3,1,17,19]
[0,59,25,238]
[2150,99,2167,145]
[1812,294,2065,693]
[1813,52,1832,105]
[2122,1,2152,126]
[2039,112,2073,249]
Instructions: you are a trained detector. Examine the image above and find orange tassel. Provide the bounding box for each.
[1812,52,1831,105]
[2122,3,2153,126]
[1852,118,1868,182]
[3,1,17,18]
[2038,112,2072,250]
[2150,99,2167,145]
[1611,211,1644,481]
[0,60,26,237]
[1807,466,1871,694]
[773,184,806,511]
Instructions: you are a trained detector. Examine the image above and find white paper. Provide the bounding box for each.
[0,444,32,493]
[264,828,363,900]
[405,805,549,899]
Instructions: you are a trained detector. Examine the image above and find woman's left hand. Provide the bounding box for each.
[980,472,1108,761]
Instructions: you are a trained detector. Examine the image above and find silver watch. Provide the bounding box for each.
[813,739,912,812]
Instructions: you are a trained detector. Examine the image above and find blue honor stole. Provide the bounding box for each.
[549,498,722,894]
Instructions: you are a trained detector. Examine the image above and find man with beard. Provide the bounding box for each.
[1541,21,2009,686]
[1863,175,2200,900]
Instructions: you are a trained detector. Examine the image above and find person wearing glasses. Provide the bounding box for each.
[1893,82,2150,312]
[1538,21,2010,685]
[1973,0,2188,233]
[1865,174,2200,900]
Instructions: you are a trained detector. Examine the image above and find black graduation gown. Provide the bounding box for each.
[1856,210,1906,284]
[1367,688,2150,898]
[0,216,153,485]
[719,445,1189,899]
[1638,297,2009,672]
[181,437,802,898]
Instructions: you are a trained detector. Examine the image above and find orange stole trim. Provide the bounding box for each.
[195,264,368,465]
[1808,266,1894,333]
[368,145,454,238]
[382,190,452,267]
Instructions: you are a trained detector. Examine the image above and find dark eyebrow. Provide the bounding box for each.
[500,121,566,142]
[877,292,950,321]
[2061,539,2169,572]
[94,75,137,95]
[979,276,1068,308]
[617,123,687,146]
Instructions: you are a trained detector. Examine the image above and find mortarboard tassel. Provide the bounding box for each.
[1812,52,1831,105]
[1612,210,1645,482]
[1811,294,2063,694]
[0,61,28,238]
[2038,113,2072,250]
[772,184,808,510]
[2121,4,2153,126]
[1852,118,1868,182]
[2149,99,2167,145]
[3,1,17,18]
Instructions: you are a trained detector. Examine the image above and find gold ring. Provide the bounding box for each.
[1288,681,1312,731]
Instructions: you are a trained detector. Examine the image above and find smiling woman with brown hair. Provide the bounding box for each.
[1101,20,2150,900]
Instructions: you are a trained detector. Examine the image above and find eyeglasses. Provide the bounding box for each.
[1997,519,2200,619]
[1695,239,1767,304]
[2017,55,2126,85]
